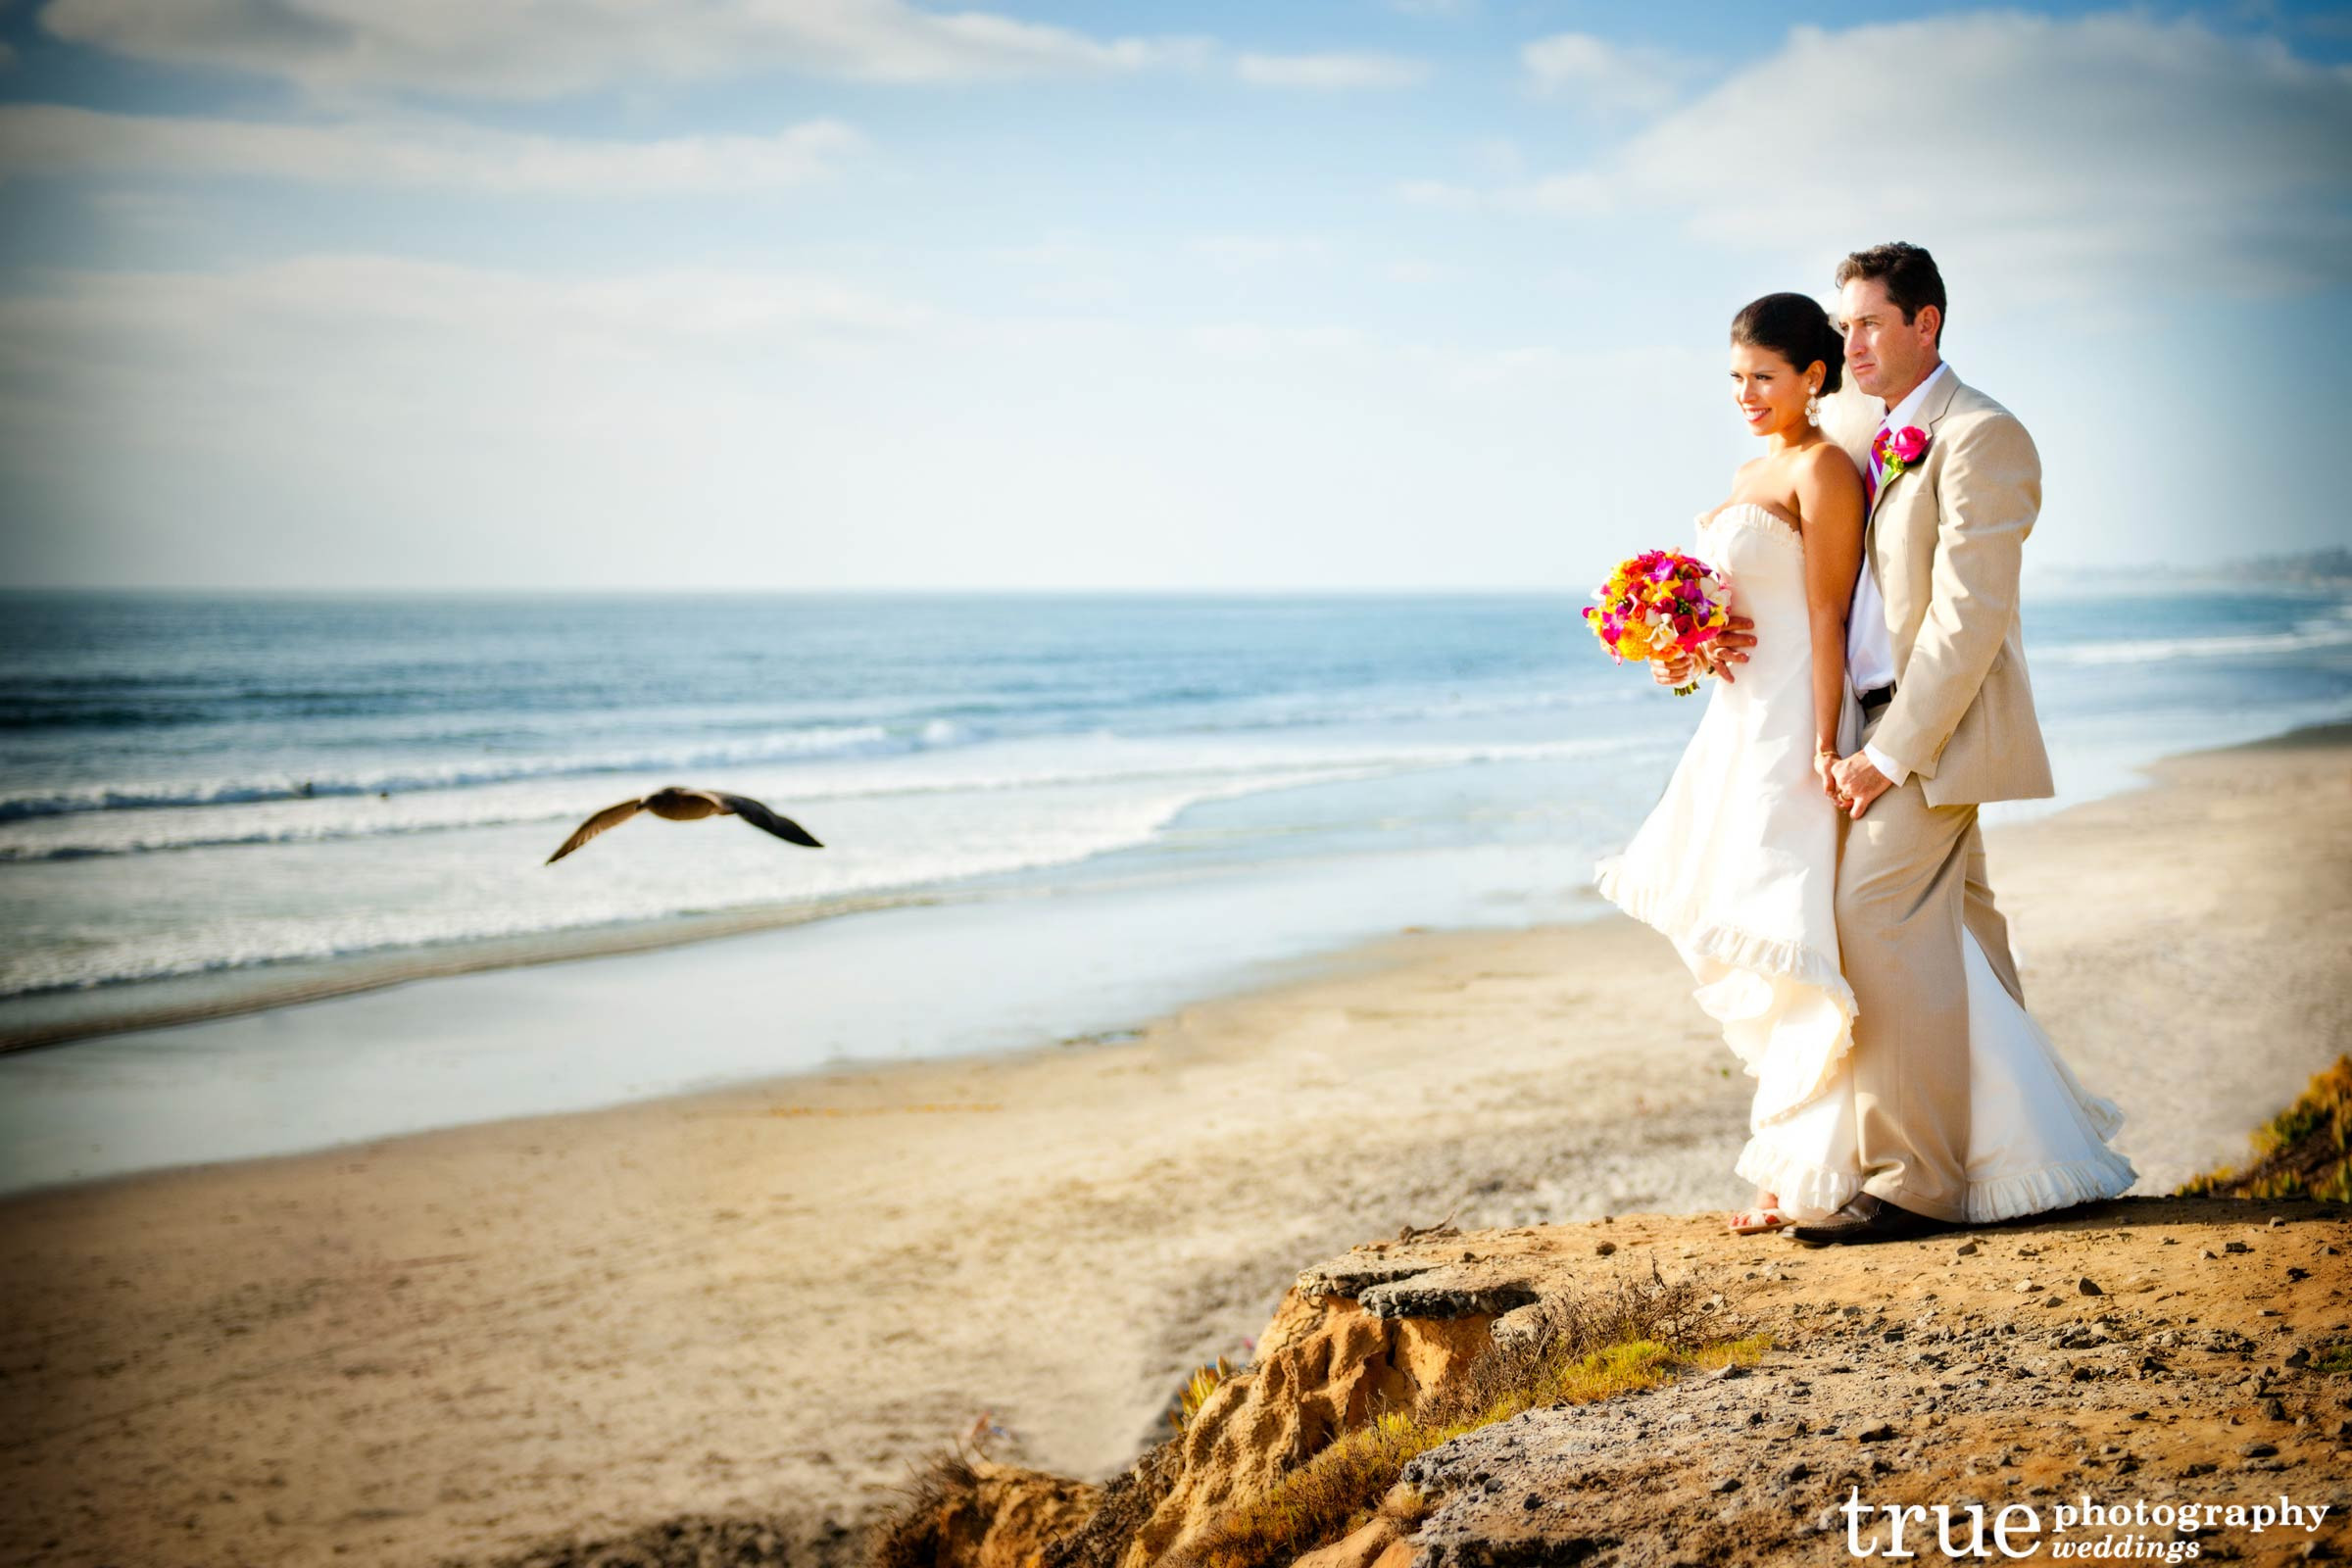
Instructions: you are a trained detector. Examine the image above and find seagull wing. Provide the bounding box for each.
[713,792,823,849]
[545,798,647,864]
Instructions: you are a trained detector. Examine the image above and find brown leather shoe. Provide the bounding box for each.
[1787,1192,1966,1246]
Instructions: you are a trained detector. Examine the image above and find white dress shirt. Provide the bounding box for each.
[1849,361,1952,787]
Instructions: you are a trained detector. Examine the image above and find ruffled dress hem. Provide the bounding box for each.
[1732,1139,1861,1219]
[1734,1130,2140,1225]
[1594,851,1858,1126]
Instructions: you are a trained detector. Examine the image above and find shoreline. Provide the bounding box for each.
[0,720,2343,1198]
[0,886,952,1055]
[0,722,2344,1568]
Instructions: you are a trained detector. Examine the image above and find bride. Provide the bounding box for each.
[1593,291,2136,1236]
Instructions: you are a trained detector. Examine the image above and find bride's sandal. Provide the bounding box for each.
[1728,1194,1790,1235]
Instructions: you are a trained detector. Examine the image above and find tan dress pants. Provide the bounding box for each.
[1834,710,2028,1223]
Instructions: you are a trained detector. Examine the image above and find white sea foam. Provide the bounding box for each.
[2035,611,2352,667]
[0,722,900,821]
[0,677,1634,826]
[0,761,1423,995]
[0,731,1632,861]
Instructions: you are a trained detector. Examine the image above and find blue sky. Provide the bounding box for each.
[0,0,2347,590]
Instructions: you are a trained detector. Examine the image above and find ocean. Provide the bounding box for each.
[0,585,2347,1189]
[4,585,2350,1008]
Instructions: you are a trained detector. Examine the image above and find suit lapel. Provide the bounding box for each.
[1871,368,1962,516]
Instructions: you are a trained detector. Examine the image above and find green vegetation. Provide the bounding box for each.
[2177,1054,2352,1203]
[1173,1354,1239,1436]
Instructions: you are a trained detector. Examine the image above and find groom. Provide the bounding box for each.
[1790,241,2056,1245]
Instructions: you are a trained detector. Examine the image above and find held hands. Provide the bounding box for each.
[1650,615,1757,688]
[1827,751,1894,820]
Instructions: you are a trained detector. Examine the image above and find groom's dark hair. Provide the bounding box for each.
[1731,292,1843,392]
[1836,242,1946,346]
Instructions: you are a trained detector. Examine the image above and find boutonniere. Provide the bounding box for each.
[1873,424,1931,481]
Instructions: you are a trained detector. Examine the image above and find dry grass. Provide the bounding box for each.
[870,1449,986,1568]
[1036,1438,1186,1568]
[2177,1054,2352,1202]
[1164,1263,1771,1568]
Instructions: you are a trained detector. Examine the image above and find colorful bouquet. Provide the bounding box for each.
[1582,549,1733,696]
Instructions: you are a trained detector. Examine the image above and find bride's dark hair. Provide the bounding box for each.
[1730,292,1842,394]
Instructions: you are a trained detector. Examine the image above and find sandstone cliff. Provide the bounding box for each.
[885,1195,2352,1568]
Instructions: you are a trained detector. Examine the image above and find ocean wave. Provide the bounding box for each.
[0,732,1641,861]
[2036,617,2352,667]
[0,762,1412,996]
[1156,680,1628,733]
[0,677,1625,825]
[0,723,906,823]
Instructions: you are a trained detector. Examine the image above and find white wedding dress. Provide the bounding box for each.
[1593,503,2137,1223]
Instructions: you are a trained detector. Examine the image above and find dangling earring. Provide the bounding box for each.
[1804,385,1822,426]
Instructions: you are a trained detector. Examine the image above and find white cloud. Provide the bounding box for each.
[0,104,861,193]
[0,256,945,586]
[985,230,1128,306]
[82,187,209,233]
[1454,14,2352,297]
[1384,258,1453,284]
[1520,32,1685,114]
[36,0,1217,96]
[1507,172,1613,217]
[1185,321,1367,359]
[6,246,2328,589]
[1465,136,1524,178]
[1235,51,1427,89]
[1394,177,1477,210]
[1185,234,1328,272]
[0,254,1736,591]
[0,257,930,367]
[1392,171,1609,217]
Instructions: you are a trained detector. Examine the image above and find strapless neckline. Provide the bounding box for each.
[1698,500,1800,532]
[1697,501,1803,548]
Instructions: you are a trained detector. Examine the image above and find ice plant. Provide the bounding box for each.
[1582,549,1733,696]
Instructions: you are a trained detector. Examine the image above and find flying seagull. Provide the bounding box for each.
[545,787,824,865]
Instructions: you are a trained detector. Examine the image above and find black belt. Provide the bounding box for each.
[1858,683,1896,715]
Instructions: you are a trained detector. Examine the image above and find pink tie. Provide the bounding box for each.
[1864,423,1890,512]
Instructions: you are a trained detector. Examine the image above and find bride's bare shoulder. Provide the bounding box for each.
[1795,440,1865,496]
[1785,441,1864,535]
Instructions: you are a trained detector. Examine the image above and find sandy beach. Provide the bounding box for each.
[2,726,2346,1568]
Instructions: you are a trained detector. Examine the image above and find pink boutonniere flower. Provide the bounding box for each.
[1873,423,1932,480]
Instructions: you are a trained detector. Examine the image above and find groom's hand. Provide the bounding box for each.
[1701,616,1757,684]
[1830,752,1894,819]
[1654,615,1756,687]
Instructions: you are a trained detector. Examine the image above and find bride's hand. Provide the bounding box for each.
[1653,647,1696,686]
[1814,749,1840,799]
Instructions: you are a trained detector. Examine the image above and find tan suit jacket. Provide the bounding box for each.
[1852,370,2055,807]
